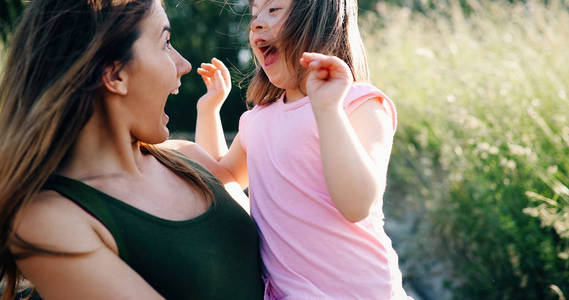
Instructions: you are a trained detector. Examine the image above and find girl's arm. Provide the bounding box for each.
[12,192,165,300]
[195,58,231,160]
[191,58,248,188]
[300,53,393,223]
[158,139,249,209]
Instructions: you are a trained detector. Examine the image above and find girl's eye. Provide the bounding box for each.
[165,39,171,49]
[269,7,281,13]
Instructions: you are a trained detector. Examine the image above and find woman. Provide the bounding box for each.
[0,0,264,299]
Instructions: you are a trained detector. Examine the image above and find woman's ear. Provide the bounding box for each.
[102,62,128,96]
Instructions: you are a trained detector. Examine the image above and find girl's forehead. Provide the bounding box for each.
[250,0,277,8]
[250,0,263,7]
[251,0,294,10]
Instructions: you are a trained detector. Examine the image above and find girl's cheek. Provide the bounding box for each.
[248,31,254,45]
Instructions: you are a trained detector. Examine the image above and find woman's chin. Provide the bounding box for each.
[135,128,170,145]
[157,128,170,144]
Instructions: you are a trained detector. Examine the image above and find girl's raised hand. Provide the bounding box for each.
[299,52,353,111]
[197,58,231,111]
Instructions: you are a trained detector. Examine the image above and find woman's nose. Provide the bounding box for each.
[175,50,191,76]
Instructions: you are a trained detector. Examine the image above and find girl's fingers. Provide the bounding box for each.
[314,69,329,80]
[197,67,214,78]
[201,59,231,90]
[200,63,218,75]
[199,67,222,85]
[302,59,335,79]
[300,52,353,81]
[301,52,346,70]
[211,58,231,87]
[308,60,323,69]
[200,73,212,87]
[213,70,225,91]
[301,52,329,62]
[201,63,216,70]
[299,57,308,68]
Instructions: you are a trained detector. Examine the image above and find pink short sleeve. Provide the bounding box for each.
[238,110,253,151]
[343,83,397,133]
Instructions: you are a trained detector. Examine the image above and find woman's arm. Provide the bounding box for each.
[300,53,393,223]
[12,192,165,300]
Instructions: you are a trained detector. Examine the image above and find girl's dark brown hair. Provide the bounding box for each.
[0,0,212,298]
[246,0,369,106]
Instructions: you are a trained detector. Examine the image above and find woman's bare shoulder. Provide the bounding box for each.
[12,192,163,299]
[12,190,104,254]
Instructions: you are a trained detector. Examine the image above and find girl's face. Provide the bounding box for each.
[249,0,298,90]
[121,0,191,144]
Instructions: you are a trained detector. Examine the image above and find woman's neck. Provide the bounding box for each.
[58,103,147,180]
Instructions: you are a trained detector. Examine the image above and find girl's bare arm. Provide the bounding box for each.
[301,52,393,223]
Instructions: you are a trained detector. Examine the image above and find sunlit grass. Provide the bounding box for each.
[0,42,5,77]
[363,1,569,298]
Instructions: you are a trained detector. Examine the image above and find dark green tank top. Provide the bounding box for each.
[43,158,264,300]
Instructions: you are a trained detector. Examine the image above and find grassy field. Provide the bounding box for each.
[363,1,569,299]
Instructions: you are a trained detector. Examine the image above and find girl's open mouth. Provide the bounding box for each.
[260,45,279,67]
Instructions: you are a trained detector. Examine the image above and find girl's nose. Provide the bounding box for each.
[250,17,267,32]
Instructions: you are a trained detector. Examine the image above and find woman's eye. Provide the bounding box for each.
[165,39,171,49]
[268,8,281,13]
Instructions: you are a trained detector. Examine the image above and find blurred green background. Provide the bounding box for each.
[1,0,568,299]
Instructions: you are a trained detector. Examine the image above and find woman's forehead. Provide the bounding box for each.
[139,1,169,36]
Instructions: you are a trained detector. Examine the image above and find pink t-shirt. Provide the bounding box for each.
[239,83,408,300]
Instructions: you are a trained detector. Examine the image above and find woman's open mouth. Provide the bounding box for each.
[162,111,169,125]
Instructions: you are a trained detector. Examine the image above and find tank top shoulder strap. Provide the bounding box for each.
[44,175,117,221]
[43,175,130,258]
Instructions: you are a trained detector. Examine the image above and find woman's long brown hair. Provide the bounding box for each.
[0,0,212,298]
[246,0,369,106]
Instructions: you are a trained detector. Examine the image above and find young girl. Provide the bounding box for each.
[191,0,409,298]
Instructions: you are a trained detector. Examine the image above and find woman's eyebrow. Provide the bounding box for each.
[160,25,171,38]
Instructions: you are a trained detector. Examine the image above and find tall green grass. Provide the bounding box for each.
[0,42,5,75]
[363,1,569,299]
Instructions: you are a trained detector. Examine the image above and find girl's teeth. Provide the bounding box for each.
[171,89,179,95]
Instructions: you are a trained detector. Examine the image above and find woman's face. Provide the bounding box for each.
[121,0,191,144]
